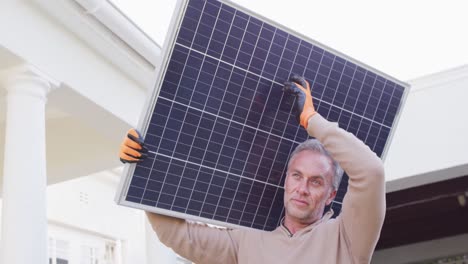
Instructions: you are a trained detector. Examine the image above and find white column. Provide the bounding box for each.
[0,65,54,264]
[115,239,123,264]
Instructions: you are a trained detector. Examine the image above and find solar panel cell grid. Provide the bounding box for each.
[117,0,407,231]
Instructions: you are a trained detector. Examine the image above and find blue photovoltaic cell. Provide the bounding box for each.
[120,0,407,231]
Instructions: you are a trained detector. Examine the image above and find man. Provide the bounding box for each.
[119,75,386,263]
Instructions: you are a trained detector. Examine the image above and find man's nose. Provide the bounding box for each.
[297,179,309,195]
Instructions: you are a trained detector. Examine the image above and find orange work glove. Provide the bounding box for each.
[119,128,148,163]
[282,74,317,129]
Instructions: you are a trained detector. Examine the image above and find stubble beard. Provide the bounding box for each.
[285,199,321,225]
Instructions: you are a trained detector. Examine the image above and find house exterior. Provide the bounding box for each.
[0,0,466,263]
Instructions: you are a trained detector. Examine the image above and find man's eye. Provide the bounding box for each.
[310,179,322,186]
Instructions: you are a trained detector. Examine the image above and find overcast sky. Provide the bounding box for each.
[112,0,468,82]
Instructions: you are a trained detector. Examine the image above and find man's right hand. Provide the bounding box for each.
[119,128,148,163]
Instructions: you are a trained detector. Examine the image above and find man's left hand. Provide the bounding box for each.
[282,74,317,129]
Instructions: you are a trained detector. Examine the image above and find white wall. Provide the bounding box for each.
[47,171,148,264]
[0,169,180,264]
[48,223,119,264]
[46,169,182,264]
[384,65,468,191]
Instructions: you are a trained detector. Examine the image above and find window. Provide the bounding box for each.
[49,238,69,264]
[81,245,99,264]
[104,241,116,264]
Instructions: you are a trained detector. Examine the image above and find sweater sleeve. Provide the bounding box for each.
[306,114,386,263]
[146,212,240,264]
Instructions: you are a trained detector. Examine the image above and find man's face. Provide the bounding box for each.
[284,150,337,225]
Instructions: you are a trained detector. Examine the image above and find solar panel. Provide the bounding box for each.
[116,0,408,231]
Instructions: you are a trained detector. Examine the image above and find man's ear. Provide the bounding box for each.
[326,189,337,206]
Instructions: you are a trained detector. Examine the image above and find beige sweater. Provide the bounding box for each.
[147,114,386,264]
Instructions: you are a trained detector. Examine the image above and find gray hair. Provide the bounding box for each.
[287,139,344,190]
